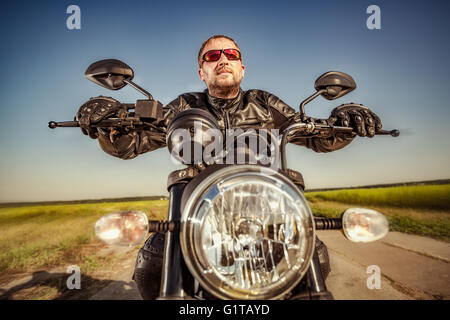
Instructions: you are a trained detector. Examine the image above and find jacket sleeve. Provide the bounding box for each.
[96,96,188,159]
[264,91,355,153]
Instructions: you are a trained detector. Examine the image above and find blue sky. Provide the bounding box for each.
[0,0,449,202]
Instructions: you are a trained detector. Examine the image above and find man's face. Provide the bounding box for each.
[198,38,245,96]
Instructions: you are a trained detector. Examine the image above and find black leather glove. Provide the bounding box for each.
[328,103,382,137]
[75,96,123,139]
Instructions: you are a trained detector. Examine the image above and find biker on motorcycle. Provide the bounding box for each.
[75,35,383,299]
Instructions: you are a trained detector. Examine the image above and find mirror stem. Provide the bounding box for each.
[124,79,154,100]
[299,89,326,121]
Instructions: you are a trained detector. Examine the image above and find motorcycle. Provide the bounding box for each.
[49,59,399,300]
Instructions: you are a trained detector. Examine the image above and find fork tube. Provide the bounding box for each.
[280,131,289,172]
[307,249,327,293]
[158,184,185,299]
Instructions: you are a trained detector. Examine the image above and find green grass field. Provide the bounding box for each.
[306,184,450,211]
[0,200,168,281]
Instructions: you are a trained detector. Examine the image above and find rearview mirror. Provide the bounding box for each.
[85,59,134,90]
[314,71,356,100]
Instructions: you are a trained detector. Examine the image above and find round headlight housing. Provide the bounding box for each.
[166,108,222,165]
[180,165,315,299]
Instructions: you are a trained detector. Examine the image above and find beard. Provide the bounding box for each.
[209,72,242,98]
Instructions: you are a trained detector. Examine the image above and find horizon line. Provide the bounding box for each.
[1,178,449,208]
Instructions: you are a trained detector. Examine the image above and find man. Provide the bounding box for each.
[77,35,381,159]
[76,35,382,299]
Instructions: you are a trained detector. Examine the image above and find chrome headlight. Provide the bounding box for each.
[180,165,315,300]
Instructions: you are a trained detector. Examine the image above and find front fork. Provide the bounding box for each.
[157,183,331,300]
[158,184,188,299]
[305,250,333,299]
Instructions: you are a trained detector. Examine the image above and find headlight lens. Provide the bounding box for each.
[181,165,315,299]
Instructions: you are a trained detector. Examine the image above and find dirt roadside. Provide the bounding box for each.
[0,245,140,300]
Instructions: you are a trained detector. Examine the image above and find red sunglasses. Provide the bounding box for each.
[202,48,242,63]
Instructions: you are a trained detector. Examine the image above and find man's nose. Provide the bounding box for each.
[217,51,229,65]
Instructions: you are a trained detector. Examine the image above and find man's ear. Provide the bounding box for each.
[198,68,205,81]
[241,64,245,77]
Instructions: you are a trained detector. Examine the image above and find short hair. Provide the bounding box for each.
[198,35,241,68]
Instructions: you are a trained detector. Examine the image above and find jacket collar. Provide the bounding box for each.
[205,88,243,113]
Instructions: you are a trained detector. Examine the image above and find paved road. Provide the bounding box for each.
[89,231,450,300]
[317,230,450,300]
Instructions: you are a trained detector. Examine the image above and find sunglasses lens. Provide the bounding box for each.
[204,50,222,62]
[203,49,241,63]
[224,49,241,60]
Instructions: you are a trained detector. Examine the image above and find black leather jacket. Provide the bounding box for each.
[97,89,354,159]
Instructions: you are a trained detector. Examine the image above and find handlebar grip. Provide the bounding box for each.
[377,129,400,137]
[48,121,79,129]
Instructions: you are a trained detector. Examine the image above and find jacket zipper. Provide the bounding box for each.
[225,110,231,130]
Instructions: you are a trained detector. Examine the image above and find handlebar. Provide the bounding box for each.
[49,118,399,136]
[48,100,161,130]
[48,117,154,130]
[49,113,399,173]
[48,119,139,129]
